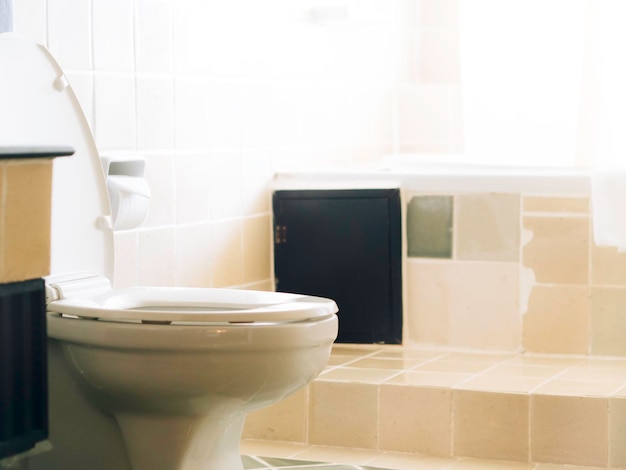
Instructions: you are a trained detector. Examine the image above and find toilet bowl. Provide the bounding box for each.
[0,34,338,470]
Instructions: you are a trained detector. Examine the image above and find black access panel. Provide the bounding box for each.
[273,189,402,344]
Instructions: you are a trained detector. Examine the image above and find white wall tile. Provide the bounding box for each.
[142,153,175,227]
[210,152,242,220]
[207,81,242,151]
[174,78,210,150]
[175,154,211,224]
[139,227,176,286]
[172,0,211,75]
[47,0,92,70]
[92,0,134,72]
[93,74,136,150]
[135,0,173,74]
[175,223,212,287]
[13,0,46,44]
[137,77,174,150]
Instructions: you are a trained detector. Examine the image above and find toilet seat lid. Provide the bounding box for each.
[0,34,114,283]
[47,286,338,323]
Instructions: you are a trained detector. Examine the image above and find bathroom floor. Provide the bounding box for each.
[242,442,607,469]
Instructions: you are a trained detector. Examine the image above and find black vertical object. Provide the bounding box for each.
[273,189,402,344]
[0,279,48,459]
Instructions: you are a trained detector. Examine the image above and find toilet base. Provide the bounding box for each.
[116,412,246,470]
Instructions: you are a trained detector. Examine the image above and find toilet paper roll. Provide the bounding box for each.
[106,175,151,230]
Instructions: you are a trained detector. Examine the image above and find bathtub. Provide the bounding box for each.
[273,154,591,195]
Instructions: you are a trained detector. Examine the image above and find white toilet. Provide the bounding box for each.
[0,35,338,470]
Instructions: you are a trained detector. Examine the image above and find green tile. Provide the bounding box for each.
[260,456,321,467]
[242,455,270,469]
[407,195,453,258]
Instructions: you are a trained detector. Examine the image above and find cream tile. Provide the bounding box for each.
[456,194,520,262]
[242,215,271,284]
[326,355,359,366]
[531,395,608,467]
[308,382,378,448]
[385,371,471,388]
[609,397,626,468]
[458,375,544,394]
[406,261,520,349]
[533,464,606,470]
[113,230,138,288]
[174,154,211,225]
[482,363,567,379]
[379,385,452,456]
[454,390,529,462]
[590,287,626,356]
[441,352,516,364]
[558,360,626,382]
[210,219,243,288]
[522,285,590,354]
[414,361,494,374]
[533,379,623,398]
[449,457,534,469]
[142,154,175,227]
[349,357,428,370]
[591,244,626,286]
[242,388,307,442]
[523,196,589,214]
[319,367,399,384]
[506,356,582,368]
[523,216,589,285]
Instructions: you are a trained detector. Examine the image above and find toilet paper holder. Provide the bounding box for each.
[100,154,151,231]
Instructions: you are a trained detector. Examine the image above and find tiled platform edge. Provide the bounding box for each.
[243,345,626,469]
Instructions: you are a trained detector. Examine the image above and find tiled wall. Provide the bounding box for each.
[12,0,429,290]
[406,192,626,357]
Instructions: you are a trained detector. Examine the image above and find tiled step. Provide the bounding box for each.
[243,344,626,469]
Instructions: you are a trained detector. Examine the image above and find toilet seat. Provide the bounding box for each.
[47,285,337,324]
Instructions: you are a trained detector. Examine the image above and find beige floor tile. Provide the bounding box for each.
[482,363,567,379]
[557,360,626,381]
[533,379,623,397]
[449,457,533,469]
[291,445,382,465]
[441,352,516,363]
[454,390,529,462]
[531,395,608,467]
[506,356,583,368]
[379,385,452,456]
[319,367,400,383]
[371,349,447,360]
[239,439,311,459]
[368,452,456,470]
[457,375,544,393]
[415,360,495,374]
[385,371,472,388]
[349,357,429,370]
[533,464,606,470]
[326,355,360,366]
